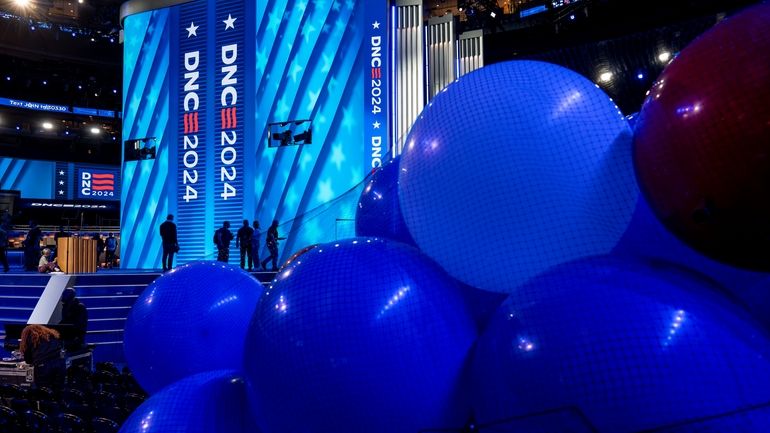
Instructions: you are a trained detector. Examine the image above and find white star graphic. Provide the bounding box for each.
[59,180,64,185]
[59,170,65,176]
[186,21,199,37]
[372,21,380,29]
[58,190,64,195]
[331,143,346,170]
[373,121,381,129]
[223,14,237,30]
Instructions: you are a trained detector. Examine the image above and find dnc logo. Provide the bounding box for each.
[80,170,116,198]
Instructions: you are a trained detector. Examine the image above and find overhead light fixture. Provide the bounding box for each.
[14,0,30,7]
[90,127,101,135]
[42,122,53,130]
[599,71,613,83]
[658,51,672,63]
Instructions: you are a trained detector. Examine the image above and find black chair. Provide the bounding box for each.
[0,384,27,400]
[95,406,127,424]
[91,370,117,388]
[95,363,120,376]
[123,392,145,413]
[91,417,120,433]
[0,405,17,431]
[10,398,31,415]
[61,403,92,423]
[28,387,55,402]
[61,388,87,407]
[56,413,86,433]
[20,409,52,433]
[37,399,62,418]
[93,391,116,411]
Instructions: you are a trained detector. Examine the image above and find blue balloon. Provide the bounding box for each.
[124,261,262,394]
[355,156,416,245]
[614,194,770,331]
[471,256,770,432]
[399,60,638,292]
[119,370,260,433]
[243,238,477,433]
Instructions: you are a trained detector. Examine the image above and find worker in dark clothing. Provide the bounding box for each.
[23,220,42,271]
[261,220,285,272]
[59,287,88,351]
[250,220,261,271]
[160,214,179,272]
[20,325,66,390]
[235,219,254,270]
[214,221,234,263]
[0,224,8,273]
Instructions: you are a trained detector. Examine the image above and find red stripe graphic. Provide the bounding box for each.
[221,109,226,129]
[231,107,237,128]
[193,112,199,132]
[371,68,381,79]
[91,174,114,179]
[92,180,114,186]
[183,113,189,134]
[92,186,114,191]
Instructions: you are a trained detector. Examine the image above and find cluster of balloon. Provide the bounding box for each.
[123,261,263,394]
[243,238,477,433]
[633,2,770,271]
[471,256,770,432]
[397,60,638,293]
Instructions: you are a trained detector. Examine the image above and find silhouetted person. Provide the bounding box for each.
[250,220,261,271]
[160,214,178,271]
[214,221,233,263]
[54,226,70,243]
[95,234,105,267]
[261,220,284,271]
[24,220,42,271]
[105,233,117,268]
[0,224,8,272]
[20,325,65,390]
[236,219,254,270]
[59,287,88,351]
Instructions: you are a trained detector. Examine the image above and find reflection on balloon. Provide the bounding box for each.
[633,2,770,271]
[472,256,770,432]
[244,238,477,433]
[355,156,416,246]
[124,261,262,394]
[399,60,637,293]
[118,370,260,433]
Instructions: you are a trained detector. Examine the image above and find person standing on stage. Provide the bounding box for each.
[235,219,254,271]
[250,220,261,271]
[214,221,234,263]
[261,220,284,272]
[159,214,179,272]
[23,220,42,271]
[105,233,118,268]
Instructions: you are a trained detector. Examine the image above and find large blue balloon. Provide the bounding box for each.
[471,256,770,432]
[119,370,260,433]
[614,194,770,331]
[124,261,262,394]
[355,156,416,245]
[399,60,638,292]
[243,238,477,433]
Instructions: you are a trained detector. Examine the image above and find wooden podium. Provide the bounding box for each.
[57,238,97,274]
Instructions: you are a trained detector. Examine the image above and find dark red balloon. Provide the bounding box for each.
[633,2,770,271]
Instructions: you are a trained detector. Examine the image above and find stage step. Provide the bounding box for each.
[0,269,274,364]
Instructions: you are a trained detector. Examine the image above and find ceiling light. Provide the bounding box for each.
[658,51,672,63]
[90,127,101,135]
[599,71,613,83]
[42,122,53,130]
[14,0,30,7]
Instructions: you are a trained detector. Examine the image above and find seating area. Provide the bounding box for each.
[0,362,146,433]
